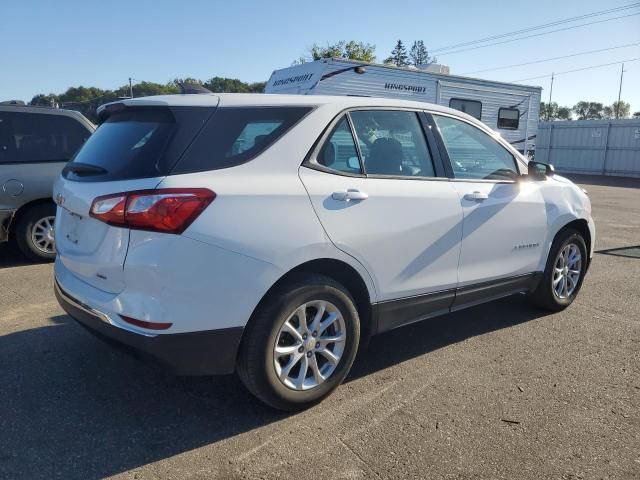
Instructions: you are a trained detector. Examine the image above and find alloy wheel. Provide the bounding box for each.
[273,300,346,391]
[552,243,582,299]
[31,216,56,254]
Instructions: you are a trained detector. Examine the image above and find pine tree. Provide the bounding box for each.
[409,40,432,67]
[385,40,409,67]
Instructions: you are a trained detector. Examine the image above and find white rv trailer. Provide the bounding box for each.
[265,58,542,154]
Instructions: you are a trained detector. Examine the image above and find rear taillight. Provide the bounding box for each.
[90,188,215,234]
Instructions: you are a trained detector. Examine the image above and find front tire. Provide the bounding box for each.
[529,228,587,311]
[15,203,57,262]
[237,275,360,411]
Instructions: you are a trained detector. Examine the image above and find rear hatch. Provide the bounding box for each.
[54,99,218,293]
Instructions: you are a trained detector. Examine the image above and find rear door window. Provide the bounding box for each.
[173,106,312,174]
[314,117,362,174]
[64,106,215,182]
[0,111,90,164]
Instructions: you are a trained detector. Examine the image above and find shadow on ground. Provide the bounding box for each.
[0,243,46,269]
[0,295,550,479]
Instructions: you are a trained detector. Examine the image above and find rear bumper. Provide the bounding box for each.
[55,279,243,375]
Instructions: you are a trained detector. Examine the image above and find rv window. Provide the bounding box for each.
[315,117,362,174]
[448,98,482,120]
[349,110,436,178]
[497,107,520,130]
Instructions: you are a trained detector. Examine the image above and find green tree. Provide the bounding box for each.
[247,81,266,93]
[409,40,433,67]
[385,40,409,67]
[610,100,630,119]
[573,101,604,120]
[633,111,640,118]
[30,93,60,108]
[557,106,572,120]
[540,101,572,121]
[205,77,251,93]
[306,41,376,62]
[342,41,376,62]
[28,77,265,123]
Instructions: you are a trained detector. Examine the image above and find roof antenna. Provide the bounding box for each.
[178,82,213,95]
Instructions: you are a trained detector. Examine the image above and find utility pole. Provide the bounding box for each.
[616,63,625,119]
[129,77,133,99]
[547,72,554,121]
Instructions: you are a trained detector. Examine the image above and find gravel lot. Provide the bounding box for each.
[1,175,638,480]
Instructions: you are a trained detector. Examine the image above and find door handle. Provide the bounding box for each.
[463,191,489,201]
[332,189,369,202]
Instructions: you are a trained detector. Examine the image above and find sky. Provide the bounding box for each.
[2,0,639,112]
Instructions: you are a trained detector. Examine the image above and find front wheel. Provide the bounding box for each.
[15,203,57,261]
[237,275,360,411]
[529,228,588,311]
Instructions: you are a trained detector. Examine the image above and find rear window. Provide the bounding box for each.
[64,106,214,182]
[0,111,90,164]
[172,106,312,174]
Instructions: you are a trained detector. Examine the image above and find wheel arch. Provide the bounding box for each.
[557,218,592,266]
[8,198,56,237]
[246,258,375,345]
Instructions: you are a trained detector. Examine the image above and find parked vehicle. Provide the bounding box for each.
[53,93,594,410]
[265,58,542,155]
[0,104,94,260]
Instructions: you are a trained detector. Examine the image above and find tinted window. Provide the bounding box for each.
[0,111,90,163]
[498,107,520,130]
[434,115,518,181]
[449,98,482,120]
[65,106,214,182]
[349,110,435,177]
[174,106,312,174]
[316,117,361,174]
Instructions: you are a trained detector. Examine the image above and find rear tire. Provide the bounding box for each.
[237,274,360,411]
[529,228,587,311]
[15,204,57,262]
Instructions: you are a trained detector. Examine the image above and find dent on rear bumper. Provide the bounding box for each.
[55,233,282,334]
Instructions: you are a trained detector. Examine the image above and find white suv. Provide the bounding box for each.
[53,93,594,410]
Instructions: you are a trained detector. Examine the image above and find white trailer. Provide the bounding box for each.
[265,58,542,155]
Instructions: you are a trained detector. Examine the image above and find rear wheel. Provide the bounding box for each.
[237,275,360,411]
[529,228,587,311]
[15,204,57,261]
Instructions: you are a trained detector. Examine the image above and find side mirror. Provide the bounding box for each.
[527,160,555,180]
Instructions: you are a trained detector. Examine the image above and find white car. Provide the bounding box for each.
[53,93,594,410]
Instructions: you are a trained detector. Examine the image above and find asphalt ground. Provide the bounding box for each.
[0,174,638,479]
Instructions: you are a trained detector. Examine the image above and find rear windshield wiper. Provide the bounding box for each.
[62,162,108,177]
